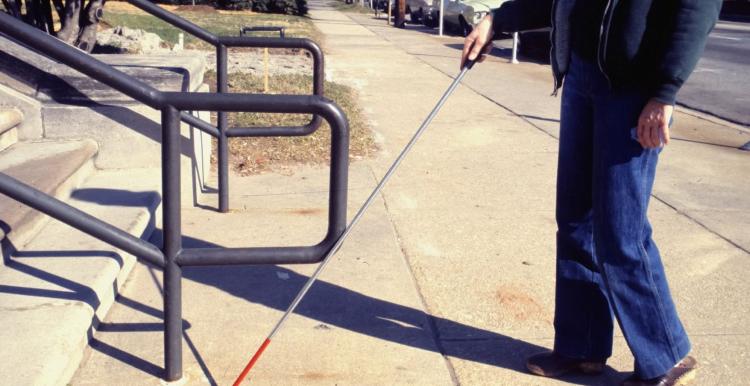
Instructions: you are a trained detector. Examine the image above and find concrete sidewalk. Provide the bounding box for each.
[71,1,749,385]
[308,3,750,384]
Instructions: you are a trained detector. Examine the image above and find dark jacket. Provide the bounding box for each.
[491,0,722,104]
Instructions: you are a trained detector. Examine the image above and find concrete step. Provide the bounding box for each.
[0,34,206,104]
[0,140,98,255]
[0,108,22,152]
[0,34,211,204]
[42,101,213,206]
[0,167,162,386]
[0,82,43,141]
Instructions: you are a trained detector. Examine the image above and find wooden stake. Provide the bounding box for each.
[263,48,268,93]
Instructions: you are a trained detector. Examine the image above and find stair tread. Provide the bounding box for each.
[0,140,98,242]
[0,34,206,104]
[0,167,161,386]
[0,108,22,135]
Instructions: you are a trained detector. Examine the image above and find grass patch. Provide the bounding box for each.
[102,2,322,49]
[204,71,377,175]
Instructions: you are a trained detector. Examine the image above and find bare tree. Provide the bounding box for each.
[3,0,105,52]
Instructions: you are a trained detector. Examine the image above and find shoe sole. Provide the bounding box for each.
[674,367,697,386]
[526,362,605,377]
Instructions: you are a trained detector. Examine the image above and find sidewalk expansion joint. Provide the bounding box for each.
[651,195,750,256]
[366,164,461,386]
[355,17,564,144]
[0,300,82,312]
[369,32,750,257]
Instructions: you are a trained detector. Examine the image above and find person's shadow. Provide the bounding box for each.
[147,229,626,385]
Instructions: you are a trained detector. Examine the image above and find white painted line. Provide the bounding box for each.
[693,67,721,74]
[710,34,742,41]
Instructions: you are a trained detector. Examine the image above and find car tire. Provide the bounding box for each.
[410,9,422,22]
[424,12,439,28]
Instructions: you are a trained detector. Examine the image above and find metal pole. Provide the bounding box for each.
[439,0,444,36]
[233,62,475,385]
[511,31,519,64]
[217,44,230,213]
[162,105,183,381]
[388,0,392,25]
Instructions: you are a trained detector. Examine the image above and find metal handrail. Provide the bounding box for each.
[0,173,165,266]
[126,0,326,211]
[240,26,286,38]
[127,0,325,131]
[0,12,349,382]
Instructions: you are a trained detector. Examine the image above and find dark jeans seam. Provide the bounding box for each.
[593,118,626,361]
[636,150,681,372]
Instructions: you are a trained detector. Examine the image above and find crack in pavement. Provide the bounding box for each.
[348,14,749,258]
[365,163,461,386]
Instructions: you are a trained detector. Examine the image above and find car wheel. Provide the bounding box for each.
[410,9,422,22]
[459,17,473,37]
[424,11,438,28]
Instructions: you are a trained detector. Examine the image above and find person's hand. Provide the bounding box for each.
[461,14,494,69]
[637,98,673,148]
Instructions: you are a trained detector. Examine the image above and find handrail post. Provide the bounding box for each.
[217,44,230,213]
[162,106,183,381]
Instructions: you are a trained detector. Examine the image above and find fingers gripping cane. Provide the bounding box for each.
[233,58,479,385]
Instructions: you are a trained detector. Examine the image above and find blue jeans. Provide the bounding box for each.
[552,54,690,379]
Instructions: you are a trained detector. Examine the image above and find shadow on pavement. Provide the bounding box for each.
[0,189,624,385]
[151,229,624,385]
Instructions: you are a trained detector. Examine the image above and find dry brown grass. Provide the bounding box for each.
[102,2,322,49]
[204,71,378,175]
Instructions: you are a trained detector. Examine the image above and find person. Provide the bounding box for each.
[460,1,722,385]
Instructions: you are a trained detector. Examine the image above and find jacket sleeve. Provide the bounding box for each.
[491,0,553,36]
[651,0,722,105]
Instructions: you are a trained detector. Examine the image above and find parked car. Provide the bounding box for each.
[423,0,505,35]
[422,0,440,27]
[377,0,428,22]
[375,0,395,12]
[406,0,431,22]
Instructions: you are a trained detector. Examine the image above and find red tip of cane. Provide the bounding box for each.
[233,338,272,386]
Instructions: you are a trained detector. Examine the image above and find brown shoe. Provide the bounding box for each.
[620,356,698,386]
[526,351,606,378]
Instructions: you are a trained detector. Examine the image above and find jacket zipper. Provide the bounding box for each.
[597,0,614,86]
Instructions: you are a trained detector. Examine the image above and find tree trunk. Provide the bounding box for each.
[395,0,406,28]
[3,0,105,51]
[52,0,65,22]
[25,0,40,28]
[74,0,105,52]
[40,0,55,33]
[57,0,83,45]
[2,0,22,18]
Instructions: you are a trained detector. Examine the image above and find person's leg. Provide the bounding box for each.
[552,55,614,363]
[591,82,691,379]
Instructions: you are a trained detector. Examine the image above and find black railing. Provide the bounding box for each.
[126,0,325,212]
[240,26,286,38]
[0,10,348,383]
